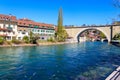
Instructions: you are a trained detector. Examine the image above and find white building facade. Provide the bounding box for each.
[0,14,17,40]
[0,15,55,41]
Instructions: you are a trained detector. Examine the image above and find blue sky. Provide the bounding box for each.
[0,0,120,26]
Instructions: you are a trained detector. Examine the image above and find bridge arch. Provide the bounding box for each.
[76,28,110,42]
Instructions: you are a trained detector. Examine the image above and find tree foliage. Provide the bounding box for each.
[23,36,29,43]
[12,37,21,44]
[113,33,120,40]
[47,37,55,42]
[0,36,4,45]
[29,31,39,44]
[56,8,68,42]
[99,32,106,38]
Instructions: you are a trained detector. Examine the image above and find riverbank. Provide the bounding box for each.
[0,41,76,47]
[0,44,37,47]
[38,41,75,46]
[111,42,120,47]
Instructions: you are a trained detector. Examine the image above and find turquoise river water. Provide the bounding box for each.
[0,41,120,80]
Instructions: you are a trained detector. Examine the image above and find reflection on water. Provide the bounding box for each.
[0,42,120,80]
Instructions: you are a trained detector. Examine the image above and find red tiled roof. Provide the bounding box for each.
[0,14,17,22]
[17,18,54,28]
[0,14,55,29]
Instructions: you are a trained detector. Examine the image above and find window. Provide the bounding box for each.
[41,30,45,32]
[22,31,26,34]
[18,37,21,40]
[6,36,11,40]
[42,37,44,40]
[34,26,39,28]
[29,24,32,27]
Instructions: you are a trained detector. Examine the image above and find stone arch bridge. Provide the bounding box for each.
[65,25,120,42]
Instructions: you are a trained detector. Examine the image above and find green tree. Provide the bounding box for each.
[12,37,21,44]
[29,31,33,43]
[29,31,39,44]
[99,32,106,38]
[56,8,68,42]
[47,37,55,42]
[113,33,120,40]
[0,36,4,45]
[23,36,29,43]
[32,34,40,44]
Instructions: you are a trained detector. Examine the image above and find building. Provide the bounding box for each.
[17,18,55,40]
[112,21,120,25]
[0,14,17,40]
[0,14,55,41]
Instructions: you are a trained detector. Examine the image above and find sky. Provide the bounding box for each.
[0,0,120,26]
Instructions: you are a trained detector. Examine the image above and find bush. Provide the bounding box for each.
[12,37,21,44]
[47,37,55,42]
[113,33,120,40]
[23,36,29,43]
[4,41,12,45]
[0,37,4,45]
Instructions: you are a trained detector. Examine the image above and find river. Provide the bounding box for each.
[0,41,120,80]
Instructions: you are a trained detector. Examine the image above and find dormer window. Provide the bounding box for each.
[34,25,39,28]
[42,26,45,28]
[29,24,32,27]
